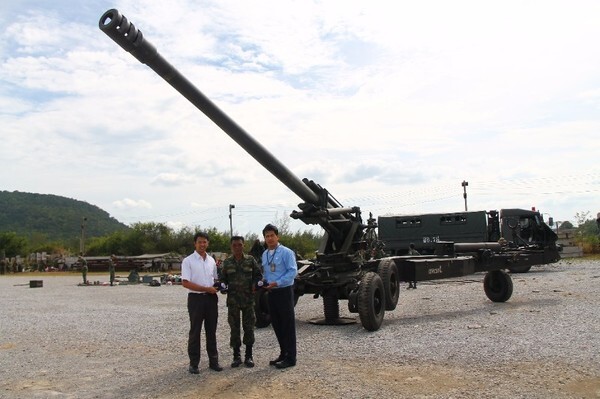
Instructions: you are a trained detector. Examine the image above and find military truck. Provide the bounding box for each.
[99,9,560,331]
[379,208,560,272]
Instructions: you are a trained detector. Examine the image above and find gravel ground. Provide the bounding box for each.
[1,257,599,399]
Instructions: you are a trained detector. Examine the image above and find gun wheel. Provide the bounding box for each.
[483,270,513,302]
[508,264,532,273]
[358,272,385,331]
[377,258,399,310]
[348,291,358,313]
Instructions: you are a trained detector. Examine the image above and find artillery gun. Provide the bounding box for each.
[99,9,554,331]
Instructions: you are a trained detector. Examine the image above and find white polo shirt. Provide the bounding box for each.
[181,251,218,293]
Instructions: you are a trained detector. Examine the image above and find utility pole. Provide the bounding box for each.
[228,204,235,238]
[80,217,87,255]
[461,181,468,211]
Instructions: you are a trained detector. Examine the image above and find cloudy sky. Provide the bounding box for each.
[1,0,599,236]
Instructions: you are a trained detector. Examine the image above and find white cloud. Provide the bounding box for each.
[112,198,152,209]
[152,173,195,187]
[0,0,598,234]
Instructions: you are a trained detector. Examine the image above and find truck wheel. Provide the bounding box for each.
[348,290,358,313]
[254,290,271,328]
[483,270,513,302]
[358,272,385,331]
[377,258,399,310]
[508,265,532,273]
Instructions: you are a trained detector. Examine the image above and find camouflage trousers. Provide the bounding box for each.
[227,303,256,348]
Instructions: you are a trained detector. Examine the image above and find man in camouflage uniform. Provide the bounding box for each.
[79,255,88,285]
[109,255,117,286]
[220,236,262,368]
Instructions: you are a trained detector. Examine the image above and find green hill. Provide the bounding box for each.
[0,190,128,241]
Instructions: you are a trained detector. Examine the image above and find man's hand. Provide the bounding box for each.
[206,286,218,295]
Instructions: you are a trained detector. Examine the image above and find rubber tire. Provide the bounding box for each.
[508,264,532,273]
[483,270,513,302]
[377,258,399,311]
[254,289,271,328]
[347,290,358,313]
[357,272,385,331]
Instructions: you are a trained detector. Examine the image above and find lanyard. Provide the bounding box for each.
[266,247,278,272]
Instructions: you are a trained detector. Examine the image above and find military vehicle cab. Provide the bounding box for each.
[378,208,560,273]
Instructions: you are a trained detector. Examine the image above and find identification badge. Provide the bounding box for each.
[270,263,275,272]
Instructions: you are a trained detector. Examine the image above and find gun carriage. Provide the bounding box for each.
[99,9,559,331]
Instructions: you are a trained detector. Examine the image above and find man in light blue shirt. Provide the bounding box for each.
[261,224,298,369]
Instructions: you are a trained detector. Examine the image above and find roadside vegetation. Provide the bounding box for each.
[570,211,600,254]
[0,216,322,261]
[2,211,598,263]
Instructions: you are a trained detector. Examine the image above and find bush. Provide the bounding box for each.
[579,235,600,254]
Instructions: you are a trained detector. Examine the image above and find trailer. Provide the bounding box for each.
[379,208,560,273]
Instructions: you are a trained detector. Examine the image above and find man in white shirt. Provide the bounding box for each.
[181,232,223,374]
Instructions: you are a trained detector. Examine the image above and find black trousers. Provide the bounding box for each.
[267,286,297,361]
[187,293,219,367]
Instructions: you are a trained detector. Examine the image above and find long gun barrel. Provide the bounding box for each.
[99,9,319,205]
[99,9,373,259]
[99,10,411,332]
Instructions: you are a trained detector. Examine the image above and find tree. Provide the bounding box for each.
[576,219,599,237]
[574,211,591,227]
[0,232,28,258]
[559,220,574,229]
[573,211,600,254]
[200,227,230,253]
[172,226,195,254]
[271,211,292,236]
[287,229,322,259]
[86,231,128,256]
[30,241,68,256]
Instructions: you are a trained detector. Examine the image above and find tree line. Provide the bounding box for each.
[2,211,599,261]
[0,220,323,260]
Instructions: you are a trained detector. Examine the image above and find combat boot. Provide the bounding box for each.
[231,346,242,368]
[244,345,254,368]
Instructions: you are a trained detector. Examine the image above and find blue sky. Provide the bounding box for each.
[1,0,599,236]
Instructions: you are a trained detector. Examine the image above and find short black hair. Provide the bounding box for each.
[230,235,244,243]
[194,231,210,242]
[262,224,279,236]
